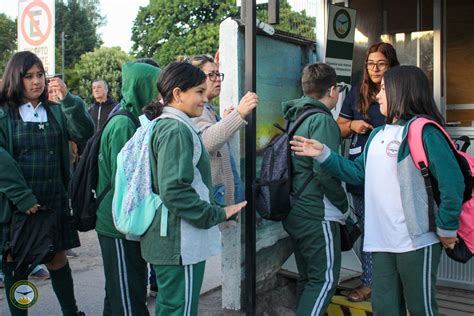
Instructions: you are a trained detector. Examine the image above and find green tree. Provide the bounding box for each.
[72,47,133,104]
[55,0,105,70]
[131,0,238,66]
[0,14,17,75]
[131,0,315,67]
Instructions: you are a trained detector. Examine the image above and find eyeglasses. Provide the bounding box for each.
[327,83,348,94]
[335,83,348,93]
[206,72,224,82]
[366,61,389,71]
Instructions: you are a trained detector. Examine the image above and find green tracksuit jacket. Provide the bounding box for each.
[95,62,160,238]
[319,118,464,244]
[282,96,348,220]
[141,107,227,266]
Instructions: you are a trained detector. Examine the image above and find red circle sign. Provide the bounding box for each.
[20,0,53,46]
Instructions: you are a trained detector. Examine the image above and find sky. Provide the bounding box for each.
[1,0,316,52]
[0,0,150,53]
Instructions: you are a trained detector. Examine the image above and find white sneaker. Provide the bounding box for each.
[30,267,50,280]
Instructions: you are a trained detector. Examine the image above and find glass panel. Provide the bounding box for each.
[380,31,434,89]
[349,0,434,89]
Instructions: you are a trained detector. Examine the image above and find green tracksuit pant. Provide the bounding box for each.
[372,243,442,316]
[152,261,205,316]
[97,234,149,316]
[283,216,341,316]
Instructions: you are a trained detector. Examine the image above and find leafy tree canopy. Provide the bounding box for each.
[56,0,105,69]
[0,14,17,75]
[131,0,315,67]
[131,0,238,66]
[72,47,133,104]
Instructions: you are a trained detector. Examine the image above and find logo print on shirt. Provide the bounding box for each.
[386,140,400,157]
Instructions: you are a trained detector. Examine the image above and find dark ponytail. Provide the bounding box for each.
[142,99,164,120]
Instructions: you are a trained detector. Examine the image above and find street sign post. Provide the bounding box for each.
[325,4,356,84]
[18,0,55,74]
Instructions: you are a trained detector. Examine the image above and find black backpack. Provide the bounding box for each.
[3,207,58,278]
[253,108,329,221]
[68,109,140,232]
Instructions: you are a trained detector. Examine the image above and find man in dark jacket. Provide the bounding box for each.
[88,79,117,133]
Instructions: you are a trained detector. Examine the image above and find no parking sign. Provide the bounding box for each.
[18,0,55,74]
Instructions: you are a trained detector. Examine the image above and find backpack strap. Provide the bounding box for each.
[156,113,202,237]
[407,117,458,232]
[408,117,458,170]
[288,107,330,136]
[288,108,332,201]
[97,109,142,204]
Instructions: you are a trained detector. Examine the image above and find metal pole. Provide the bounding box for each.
[268,0,280,25]
[244,0,256,314]
[61,31,65,80]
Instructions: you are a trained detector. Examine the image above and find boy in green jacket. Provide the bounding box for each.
[95,61,160,316]
[282,63,348,316]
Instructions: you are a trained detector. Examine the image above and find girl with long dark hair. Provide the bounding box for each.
[0,51,93,315]
[291,66,462,315]
[336,42,400,301]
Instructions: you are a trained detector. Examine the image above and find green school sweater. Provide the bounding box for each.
[0,93,94,223]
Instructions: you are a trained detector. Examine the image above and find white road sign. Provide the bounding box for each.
[18,0,55,74]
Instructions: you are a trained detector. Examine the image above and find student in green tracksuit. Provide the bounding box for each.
[282,63,348,316]
[140,61,246,316]
[291,66,464,316]
[0,51,93,316]
[95,61,160,315]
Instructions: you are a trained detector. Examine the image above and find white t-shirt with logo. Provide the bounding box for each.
[364,124,418,253]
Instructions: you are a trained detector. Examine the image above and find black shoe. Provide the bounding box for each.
[76,311,85,316]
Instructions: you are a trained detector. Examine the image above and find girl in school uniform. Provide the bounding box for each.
[140,61,246,315]
[336,42,400,302]
[290,65,463,316]
[0,51,94,315]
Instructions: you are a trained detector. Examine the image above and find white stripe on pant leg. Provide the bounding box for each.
[311,221,335,316]
[423,246,429,316]
[427,245,434,316]
[184,265,190,316]
[188,264,193,315]
[115,239,129,316]
[119,239,133,316]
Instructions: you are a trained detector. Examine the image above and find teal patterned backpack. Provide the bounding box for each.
[112,113,201,237]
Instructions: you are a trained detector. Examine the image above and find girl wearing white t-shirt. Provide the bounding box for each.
[290,65,464,316]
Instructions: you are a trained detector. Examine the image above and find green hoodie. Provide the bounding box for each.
[95,62,160,238]
[282,96,348,221]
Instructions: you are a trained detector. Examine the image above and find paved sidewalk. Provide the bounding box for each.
[0,231,224,315]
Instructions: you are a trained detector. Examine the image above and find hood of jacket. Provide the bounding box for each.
[119,62,161,117]
[282,95,332,122]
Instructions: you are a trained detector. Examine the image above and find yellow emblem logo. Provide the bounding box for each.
[10,280,39,309]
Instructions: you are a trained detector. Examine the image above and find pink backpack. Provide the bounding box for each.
[408,117,474,263]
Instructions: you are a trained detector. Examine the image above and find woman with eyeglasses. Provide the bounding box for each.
[181,54,259,207]
[336,42,400,302]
